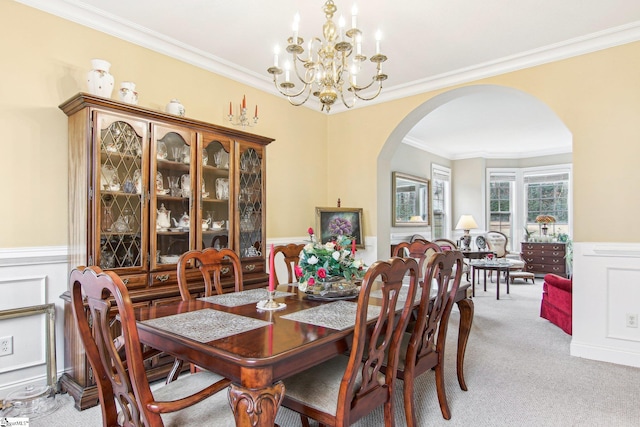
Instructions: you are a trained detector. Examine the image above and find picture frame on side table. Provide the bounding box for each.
[315,207,364,248]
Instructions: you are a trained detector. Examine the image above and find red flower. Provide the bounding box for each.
[308,277,315,285]
[317,268,327,279]
[294,265,303,278]
[308,227,314,235]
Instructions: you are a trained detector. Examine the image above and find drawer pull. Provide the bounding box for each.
[156,274,170,282]
[221,267,230,275]
[245,264,256,272]
[123,279,129,285]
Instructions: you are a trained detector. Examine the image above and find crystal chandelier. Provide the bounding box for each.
[267,0,387,113]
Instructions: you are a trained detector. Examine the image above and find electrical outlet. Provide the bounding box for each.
[0,336,13,356]
[626,313,638,328]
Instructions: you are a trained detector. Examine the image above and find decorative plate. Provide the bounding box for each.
[476,235,487,250]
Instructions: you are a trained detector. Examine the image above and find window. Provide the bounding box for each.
[489,173,515,239]
[432,165,451,239]
[487,166,572,250]
[525,172,569,235]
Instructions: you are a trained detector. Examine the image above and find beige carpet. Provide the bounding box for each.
[30,279,640,426]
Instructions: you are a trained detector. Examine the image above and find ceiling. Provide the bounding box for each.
[20,0,640,158]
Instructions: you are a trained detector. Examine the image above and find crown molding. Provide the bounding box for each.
[402,135,572,160]
[16,1,640,115]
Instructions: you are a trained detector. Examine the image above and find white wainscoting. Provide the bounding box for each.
[0,247,68,400]
[571,242,640,367]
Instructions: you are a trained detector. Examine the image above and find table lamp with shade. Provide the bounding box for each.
[455,215,479,250]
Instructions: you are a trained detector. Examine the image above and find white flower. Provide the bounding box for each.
[324,242,336,251]
[332,251,340,261]
[304,243,314,252]
[342,249,351,258]
[352,259,363,269]
[307,255,319,265]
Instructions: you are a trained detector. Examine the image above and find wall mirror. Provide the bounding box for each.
[392,172,430,226]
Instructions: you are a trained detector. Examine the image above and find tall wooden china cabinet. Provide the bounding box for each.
[58,93,274,409]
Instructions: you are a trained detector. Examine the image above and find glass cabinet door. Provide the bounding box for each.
[150,124,196,270]
[237,143,264,259]
[95,112,148,272]
[199,135,232,250]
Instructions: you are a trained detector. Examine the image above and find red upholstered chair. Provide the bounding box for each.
[540,273,572,335]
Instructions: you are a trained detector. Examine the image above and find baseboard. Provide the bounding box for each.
[570,340,640,368]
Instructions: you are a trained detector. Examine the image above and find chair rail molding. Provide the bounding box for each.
[571,242,640,368]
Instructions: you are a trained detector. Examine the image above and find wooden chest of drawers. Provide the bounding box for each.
[521,242,567,277]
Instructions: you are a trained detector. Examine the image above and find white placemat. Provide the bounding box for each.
[281,301,381,330]
[198,288,294,307]
[142,309,271,342]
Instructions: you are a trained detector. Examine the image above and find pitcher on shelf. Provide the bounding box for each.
[156,204,171,230]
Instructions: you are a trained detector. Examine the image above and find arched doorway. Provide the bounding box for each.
[376,84,572,259]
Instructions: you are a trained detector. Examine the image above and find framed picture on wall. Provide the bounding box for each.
[315,207,364,248]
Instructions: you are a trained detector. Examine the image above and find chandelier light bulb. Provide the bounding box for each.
[273,45,280,67]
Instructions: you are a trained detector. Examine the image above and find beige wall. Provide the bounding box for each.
[327,43,640,252]
[3,1,640,250]
[0,2,326,247]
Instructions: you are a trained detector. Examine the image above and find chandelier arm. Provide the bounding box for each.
[272,76,310,99]
[286,87,314,107]
[352,82,383,101]
[291,55,317,86]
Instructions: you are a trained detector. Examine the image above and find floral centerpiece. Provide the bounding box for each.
[295,228,366,293]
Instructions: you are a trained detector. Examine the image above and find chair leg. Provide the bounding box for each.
[300,415,311,427]
[165,358,183,384]
[403,375,417,427]
[435,362,451,420]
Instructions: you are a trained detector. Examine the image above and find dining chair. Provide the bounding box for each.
[170,248,244,380]
[272,243,305,286]
[70,266,234,427]
[385,250,464,425]
[433,238,470,282]
[281,257,420,427]
[177,247,243,301]
[210,233,228,249]
[392,240,442,288]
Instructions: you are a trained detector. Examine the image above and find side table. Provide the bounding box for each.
[470,261,511,300]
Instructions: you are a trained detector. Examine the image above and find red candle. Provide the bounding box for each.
[254,104,258,118]
[242,95,246,109]
[229,101,232,115]
[351,239,356,256]
[269,243,275,291]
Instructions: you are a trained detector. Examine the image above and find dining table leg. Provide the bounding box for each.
[455,297,474,391]
[228,378,285,427]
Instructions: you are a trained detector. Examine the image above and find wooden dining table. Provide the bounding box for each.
[135,283,474,426]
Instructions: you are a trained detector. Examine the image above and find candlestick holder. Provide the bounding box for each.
[228,97,259,128]
[256,290,286,311]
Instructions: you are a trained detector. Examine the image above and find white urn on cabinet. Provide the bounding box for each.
[165,99,185,116]
[86,59,115,98]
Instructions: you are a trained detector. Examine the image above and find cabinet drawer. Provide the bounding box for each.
[526,264,566,274]
[150,270,178,287]
[119,273,148,290]
[242,261,264,275]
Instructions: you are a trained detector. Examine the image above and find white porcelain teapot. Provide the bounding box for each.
[156,204,171,230]
[172,212,190,229]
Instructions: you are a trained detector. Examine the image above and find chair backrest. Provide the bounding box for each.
[70,266,158,426]
[272,243,305,285]
[433,238,459,251]
[407,251,464,375]
[485,231,508,258]
[177,248,243,301]
[210,234,229,249]
[336,257,419,425]
[409,234,428,243]
[393,240,442,286]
